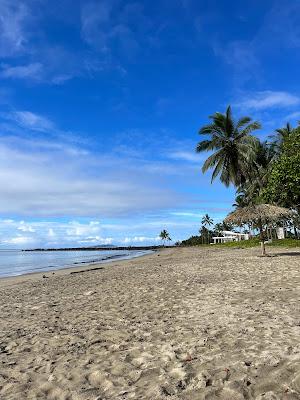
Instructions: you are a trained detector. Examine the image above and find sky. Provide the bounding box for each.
[1,0,300,248]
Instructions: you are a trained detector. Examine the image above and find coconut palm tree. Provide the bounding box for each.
[159,229,171,246]
[201,214,214,243]
[269,122,294,156]
[236,141,276,207]
[233,190,249,208]
[214,223,224,236]
[196,106,261,187]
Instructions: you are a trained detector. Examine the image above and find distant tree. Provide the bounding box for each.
[196,105,260,187]
[159,230,171,246]
[214,223,224,236]
[199,225,208,244]
[201,214,214,243]
[180,235,202,246]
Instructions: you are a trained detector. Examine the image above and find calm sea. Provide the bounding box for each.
[0,249,151,278]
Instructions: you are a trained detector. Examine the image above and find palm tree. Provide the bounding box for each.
[236,141,275,207]
[196,106,261,187]
[199,225,207,244]
[233,190,249,208]
[275,122,293,141]
[159,229,171,246]
[201,214,214,243]
[214,223,224,236]
[269,122,294,156]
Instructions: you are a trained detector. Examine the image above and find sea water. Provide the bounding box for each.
[0,249,150,278]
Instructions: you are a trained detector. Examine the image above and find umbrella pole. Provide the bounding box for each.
[258,220,266,256]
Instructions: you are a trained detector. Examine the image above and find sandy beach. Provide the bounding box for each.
[0,246,300,400]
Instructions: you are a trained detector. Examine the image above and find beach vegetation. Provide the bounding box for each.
[192,107,300,250]
[196,105,261,187]
[200,214,214,243]
[159,229,171,246]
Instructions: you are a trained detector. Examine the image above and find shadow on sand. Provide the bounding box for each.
[274,252,300,257]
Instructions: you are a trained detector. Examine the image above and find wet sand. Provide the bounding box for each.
[0,246,300,399]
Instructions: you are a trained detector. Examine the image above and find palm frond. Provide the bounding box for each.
[236,116,251,129]
[201,150,223,173]
[196,140,214,152]
[237,121,261,137]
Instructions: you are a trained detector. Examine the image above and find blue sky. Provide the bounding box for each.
[1,0,300,248]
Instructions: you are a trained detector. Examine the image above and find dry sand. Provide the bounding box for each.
[0,246,300,400]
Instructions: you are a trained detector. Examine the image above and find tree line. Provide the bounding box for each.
[159,106,299,246]
[196,106,300,238]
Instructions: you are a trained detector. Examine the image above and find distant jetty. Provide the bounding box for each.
[22,245,173,252]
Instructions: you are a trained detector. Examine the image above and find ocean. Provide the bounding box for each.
[0,249,151,278]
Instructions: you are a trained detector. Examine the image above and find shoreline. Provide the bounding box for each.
[0,249,157,286]
[22,245,173,252]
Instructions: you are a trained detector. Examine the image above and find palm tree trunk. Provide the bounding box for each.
[258,219,266,256]
[294,226,298,239]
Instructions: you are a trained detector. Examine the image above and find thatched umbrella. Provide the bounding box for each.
[224,204,292,256]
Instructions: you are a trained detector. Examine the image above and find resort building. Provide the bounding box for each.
[212,231,249,244]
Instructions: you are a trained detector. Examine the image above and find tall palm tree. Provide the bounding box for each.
[201,214,214,243]
[238,140,275,206]
[159,229,171,246]
[196,106,261,187]
[233,190,249,208]
[275,122,293,140]
[214,223,224,236]
[269,122,294,156]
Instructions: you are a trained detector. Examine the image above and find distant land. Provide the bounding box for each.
[23,245,174,252]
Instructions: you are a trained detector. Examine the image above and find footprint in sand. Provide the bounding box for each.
[87,370,113,392]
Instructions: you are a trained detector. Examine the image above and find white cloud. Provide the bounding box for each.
[3,110,55,132]
[285,111,300,121]
[171,211,202,217]
[123,236,160,244]
[0,63,43,80]
[237,91,300,110]
[168,151,203,163]
[0,218,115,249]
[66,221,102,237]
[0,140,180,217]
[0,0,30,57]
[80,0,140,57]
[48,228,55,238]
[78,237,113,245]
[2,235,35,246]
[17,221,35,232]
[81,1,112,48]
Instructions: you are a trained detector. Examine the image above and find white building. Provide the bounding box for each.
[212,231,249,244]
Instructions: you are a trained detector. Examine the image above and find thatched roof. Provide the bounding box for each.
[224,204,292,225]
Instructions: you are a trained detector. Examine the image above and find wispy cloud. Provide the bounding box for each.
[236,91,300,111]
[80,0,150,59]
[213,1,300,85]
[213,40,259,81]
[123,236,160,244]
[4,110,55,132]
[285,111,300,121]
[0,113,184,217]
[168,151,203,163]
[81,0,113,50]
[0,63,43,80]
[0,0,30,57]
